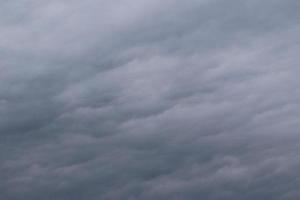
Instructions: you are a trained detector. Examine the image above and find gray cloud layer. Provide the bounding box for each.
[1,0,300,199]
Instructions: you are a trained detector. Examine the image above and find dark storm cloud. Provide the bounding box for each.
[1,0,300,199]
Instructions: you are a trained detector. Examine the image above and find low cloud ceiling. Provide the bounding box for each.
[1,0,300,199]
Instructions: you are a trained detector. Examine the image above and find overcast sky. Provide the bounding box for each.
[1,0,300,199]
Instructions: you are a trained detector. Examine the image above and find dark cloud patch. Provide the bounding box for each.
[1,0,300,199]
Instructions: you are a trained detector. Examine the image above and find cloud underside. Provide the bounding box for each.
[1,0,300,199]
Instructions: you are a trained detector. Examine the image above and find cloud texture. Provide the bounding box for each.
[1,0,300,199]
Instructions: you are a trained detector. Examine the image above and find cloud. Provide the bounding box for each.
[1,0,300,199]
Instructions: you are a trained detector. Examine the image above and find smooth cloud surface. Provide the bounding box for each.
[1,0,300,199]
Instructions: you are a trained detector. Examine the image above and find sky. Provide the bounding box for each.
[0,0,300,199]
